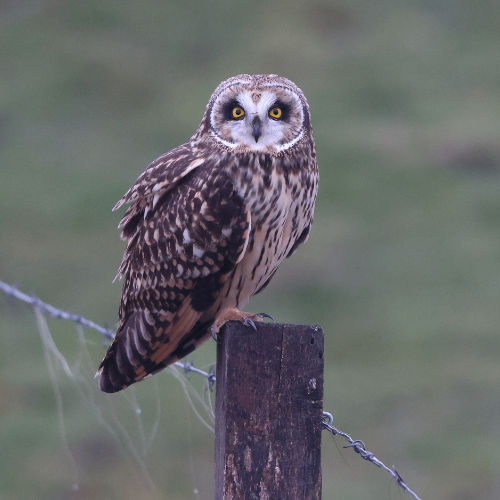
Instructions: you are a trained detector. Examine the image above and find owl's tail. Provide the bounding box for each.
[96,303,211,393]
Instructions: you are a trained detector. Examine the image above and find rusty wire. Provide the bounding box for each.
[1,280,421,499]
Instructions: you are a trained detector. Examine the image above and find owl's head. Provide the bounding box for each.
[199,74,312,153]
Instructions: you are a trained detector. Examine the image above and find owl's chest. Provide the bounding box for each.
[230,155,298,225]
[223,161,311,305]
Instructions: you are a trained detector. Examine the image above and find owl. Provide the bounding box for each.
[97,74,319,393]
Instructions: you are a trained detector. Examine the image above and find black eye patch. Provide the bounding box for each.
[270,100,291,121]
[222,99,243,120]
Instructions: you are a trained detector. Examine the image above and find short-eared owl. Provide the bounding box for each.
[97,74,319,393]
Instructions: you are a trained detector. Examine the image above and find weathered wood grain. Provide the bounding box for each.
[215,321,324,500]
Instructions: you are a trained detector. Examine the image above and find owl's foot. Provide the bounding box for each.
[210,308,273,341]
[243,312,275,330]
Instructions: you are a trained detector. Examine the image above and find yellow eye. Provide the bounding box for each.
[232,106,245,119]
[269,107,282,119]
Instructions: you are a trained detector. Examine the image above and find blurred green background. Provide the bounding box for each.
[1,1,500,499]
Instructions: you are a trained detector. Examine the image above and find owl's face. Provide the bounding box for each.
[203,74,311,153]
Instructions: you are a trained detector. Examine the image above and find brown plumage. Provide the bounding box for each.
[97,74,319,393]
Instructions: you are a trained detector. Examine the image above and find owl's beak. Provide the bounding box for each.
[251,116,262,143]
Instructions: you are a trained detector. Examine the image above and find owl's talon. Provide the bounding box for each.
[210,327,219,343]
[243,317,257,331]
[258,312,275,321]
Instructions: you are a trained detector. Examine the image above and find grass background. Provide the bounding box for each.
[1,1,500,498]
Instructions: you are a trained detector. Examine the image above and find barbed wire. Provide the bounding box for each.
[0,280,216,383]
[0,280,115,340]
[0,280,421,500]
[322,412,421,499]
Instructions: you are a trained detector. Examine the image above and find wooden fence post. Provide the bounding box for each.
[215,321,324,500]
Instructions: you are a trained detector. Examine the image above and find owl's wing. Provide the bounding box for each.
[286,156,318,259]
[98,159,250,393]
[113,142,204,212]
[286,223,312,259]
[254,224,311,296]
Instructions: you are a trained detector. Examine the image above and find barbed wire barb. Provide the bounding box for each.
[322,412,422,500]
[1,280,422,499]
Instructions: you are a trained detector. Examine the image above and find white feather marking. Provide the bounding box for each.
[193,245,204,258]
[210,130,237,149]
[124,333,136,366]
[276,130,304,152]
[149,159,202,198]
[222,227,232,237]
[143,310,155,326]
[143,206,149,219]
[188,158,204,169]
[152,182,168,193]
[235,212,251,264]
[152,193,161,207]
[183,229,192,244]
[132,329,147,356]
[112,199,124,212]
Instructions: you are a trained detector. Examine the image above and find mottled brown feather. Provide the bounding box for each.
[98,160,250,392]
